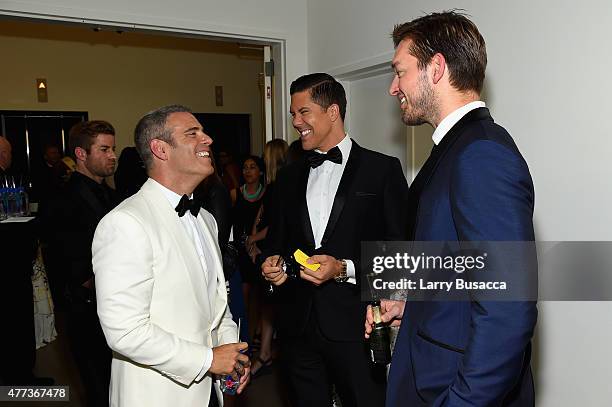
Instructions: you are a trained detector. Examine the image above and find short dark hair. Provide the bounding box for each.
[242,155,265,173]
[290,73,347,121]
[134,104,192,170]
[69,120,115,158]
[392,10,487,94]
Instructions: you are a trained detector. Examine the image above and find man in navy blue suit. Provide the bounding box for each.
[365,11,537,406]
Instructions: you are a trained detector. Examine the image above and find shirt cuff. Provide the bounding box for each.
[345,259,357,285]
[195,347,214,382]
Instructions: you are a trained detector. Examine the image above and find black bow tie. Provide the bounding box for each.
[175,194,201,217]
[306,146,343,169]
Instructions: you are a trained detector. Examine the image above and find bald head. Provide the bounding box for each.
[0,137,11,171]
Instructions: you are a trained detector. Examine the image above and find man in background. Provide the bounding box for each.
[44,120,118,406]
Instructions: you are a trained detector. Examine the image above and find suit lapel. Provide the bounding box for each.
[298,160,316,248]
[140,180,210,317]
[320,141,360,247]
[195,214,228,328]
[407,107,492,238]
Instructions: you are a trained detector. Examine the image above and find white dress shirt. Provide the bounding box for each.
[432,101,486,145]
[154,179,215,379]
[306,134,357,284]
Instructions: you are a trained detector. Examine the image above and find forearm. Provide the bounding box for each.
[249,226,268,243]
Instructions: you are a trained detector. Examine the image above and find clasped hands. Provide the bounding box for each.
[210,342,250,394]
[261,254,343,286]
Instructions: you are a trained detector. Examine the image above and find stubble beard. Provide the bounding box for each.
[401,72,438,127]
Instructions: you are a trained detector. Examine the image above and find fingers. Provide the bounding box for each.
[236,366,251,394]
[364,304,373,338]
[264,255,280,266]
[380,306,399,323]
[307,254,327,264]
[365,304,374,325]
[211,342,250,376]
[300,268,324,286]
[234,361,245,376]
[262,255,288,286]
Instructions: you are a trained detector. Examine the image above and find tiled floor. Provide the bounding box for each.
[6,312,290,407]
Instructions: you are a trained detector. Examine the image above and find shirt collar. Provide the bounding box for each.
[150,178,192,209]
[315,133,352,161]
[432,101,486,145]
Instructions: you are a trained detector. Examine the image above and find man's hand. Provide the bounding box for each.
[364,299,405,338]
[262,255,287,286]
[300,254,341,286]
[209,342,250,380]
[236,363,251,394]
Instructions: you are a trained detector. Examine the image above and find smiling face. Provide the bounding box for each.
[164,111,213,182]
[290,90,335,152]
[389,39,438,126]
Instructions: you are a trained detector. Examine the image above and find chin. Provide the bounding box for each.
[300,139,314,151]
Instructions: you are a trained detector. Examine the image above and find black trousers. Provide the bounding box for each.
[66,299,111,407]
[281,313,386,407]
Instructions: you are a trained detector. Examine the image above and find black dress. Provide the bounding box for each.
[232,186,263,284]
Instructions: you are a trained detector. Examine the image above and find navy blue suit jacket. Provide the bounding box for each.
[387,108,537,406]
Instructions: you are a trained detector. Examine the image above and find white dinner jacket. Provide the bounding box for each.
[93,178,237,407]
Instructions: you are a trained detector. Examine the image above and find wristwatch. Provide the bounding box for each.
[334,259,348,283]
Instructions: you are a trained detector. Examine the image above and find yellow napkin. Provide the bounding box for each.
[293,249,320,271]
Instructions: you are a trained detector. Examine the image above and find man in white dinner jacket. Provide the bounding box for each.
[93,104,250,407]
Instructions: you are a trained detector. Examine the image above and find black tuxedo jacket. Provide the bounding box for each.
[41,172,118,296]
[266,141,409,341]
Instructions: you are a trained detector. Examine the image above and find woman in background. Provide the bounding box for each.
[231,156,266,347]
[245,139,288,376]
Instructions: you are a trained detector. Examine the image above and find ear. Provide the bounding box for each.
[430,53,446,85]
[74,147,87,162]
[327,103,340,122]
[150,139,168,161]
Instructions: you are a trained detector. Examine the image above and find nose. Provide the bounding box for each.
[292,113,303,128]
[201,131,213,145]
[389,75,399,96]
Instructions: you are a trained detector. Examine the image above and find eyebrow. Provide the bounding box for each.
[183,126,201,133]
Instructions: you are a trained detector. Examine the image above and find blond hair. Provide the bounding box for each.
[263,139,288,184]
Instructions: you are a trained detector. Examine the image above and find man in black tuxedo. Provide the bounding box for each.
[43,120,118,406]
[262,73,409,407]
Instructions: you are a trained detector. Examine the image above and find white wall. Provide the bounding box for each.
[344,73,408,173]
[0,0,309,139]
[308,0,612,405]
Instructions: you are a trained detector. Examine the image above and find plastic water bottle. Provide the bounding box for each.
[0,187,6,221]
[17,186,29,216]
[6,186,18,217]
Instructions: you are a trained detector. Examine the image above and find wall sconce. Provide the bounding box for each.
[36,78,48,103]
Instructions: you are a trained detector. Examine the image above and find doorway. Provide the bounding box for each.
[1,110,87,200]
